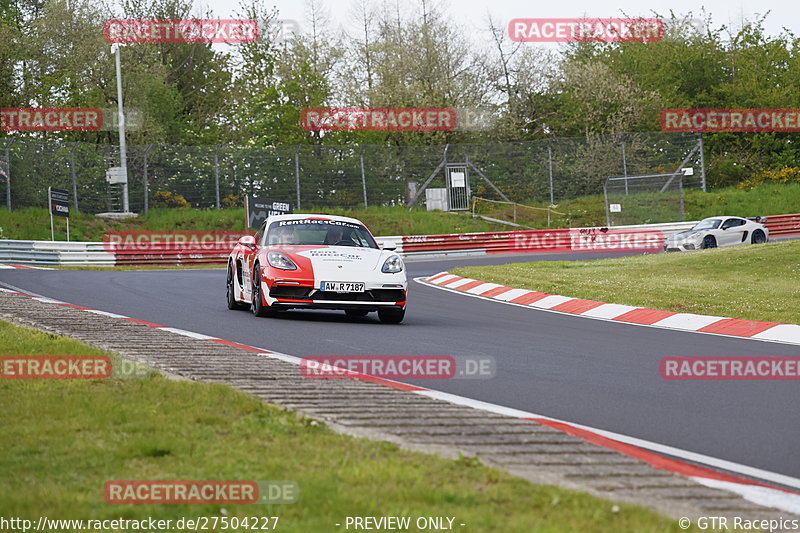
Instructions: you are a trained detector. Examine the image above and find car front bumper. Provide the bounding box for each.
[664,238,702,252]
[265,280,407,311]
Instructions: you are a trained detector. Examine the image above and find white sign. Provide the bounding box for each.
[610,203,622,213]
[450,171,466,188]
[106,166,127,184]
[681,167,694,176]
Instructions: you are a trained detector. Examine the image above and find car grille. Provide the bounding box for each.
[269,287,405,302]
[310,289,405,302]
[269,286,312,299]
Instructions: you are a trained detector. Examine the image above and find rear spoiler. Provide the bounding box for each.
[746,216,768,224]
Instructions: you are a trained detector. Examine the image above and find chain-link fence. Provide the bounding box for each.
[604,173,687,226]
[0,132,704,214]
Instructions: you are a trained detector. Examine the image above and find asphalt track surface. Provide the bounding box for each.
[2,251,799,481]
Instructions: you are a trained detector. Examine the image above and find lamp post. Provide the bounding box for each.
[111,43,130,212]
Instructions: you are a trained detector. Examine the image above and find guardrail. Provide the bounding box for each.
[0,240,116,266]
[1,215,797,267]
[764,213,800,236]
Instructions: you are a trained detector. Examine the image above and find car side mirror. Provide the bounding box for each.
[382,240,398,251]
[238,235,256,247]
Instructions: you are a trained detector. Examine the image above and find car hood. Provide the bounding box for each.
[668,230,704,241]
[276,245,389,277]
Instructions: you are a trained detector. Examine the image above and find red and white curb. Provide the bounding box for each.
[421,272,800,346]
[1,285,799,514]
[0,263,52,270]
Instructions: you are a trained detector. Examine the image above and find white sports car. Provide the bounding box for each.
[226,214,408,323]
[664,216,769,252]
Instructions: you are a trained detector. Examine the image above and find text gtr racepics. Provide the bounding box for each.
[226,214,408,323]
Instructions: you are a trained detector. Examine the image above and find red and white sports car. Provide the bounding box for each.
[226,214,407,323]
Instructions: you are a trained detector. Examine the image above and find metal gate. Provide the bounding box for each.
[446,165,469,210]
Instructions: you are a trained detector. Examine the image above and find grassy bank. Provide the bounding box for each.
[476,183,800,228]
[0,320,689,532]
[452,240,800,324]
[0,206,495,241]
[1,183,797,242]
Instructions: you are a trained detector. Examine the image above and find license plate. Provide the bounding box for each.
[320,281,365,293]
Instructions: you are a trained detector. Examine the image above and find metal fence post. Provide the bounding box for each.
[547,143,554,205]
[214,145,221,209]
[143,144,153,214]
[294,146,301,209]
[360,145,368,207]
[621,140,629,195]
[70,142,80,211]
[697,133,706,192]
[4,138,17,211]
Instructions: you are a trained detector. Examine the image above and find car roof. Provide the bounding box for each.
[267,213,365,225]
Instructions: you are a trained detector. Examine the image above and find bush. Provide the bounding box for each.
[150,191,190,209]
[738,167,800,190]
[222,194,241,209]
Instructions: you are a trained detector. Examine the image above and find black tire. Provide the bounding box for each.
[378,308,405,324]
[345,309,369,318]
[252,264,277,318]
[751,229,766,244]
[227,263,249,310]
[702,235,717,249]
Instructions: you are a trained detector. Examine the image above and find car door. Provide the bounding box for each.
[241,221,266,300]
[719,218,747,246]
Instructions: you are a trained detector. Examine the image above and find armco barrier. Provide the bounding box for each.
[0,215,797,267]
[0,240,116,266]
[765,213,800,236]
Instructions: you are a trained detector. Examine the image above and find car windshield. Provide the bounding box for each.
[692,219,722,231]
[267,219,378,248]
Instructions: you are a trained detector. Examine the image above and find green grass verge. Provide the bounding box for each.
[476,183,800,228]
[0,320,693,532]
[452,240,800,324]
[0,206,496,242]
[2,183,796,242]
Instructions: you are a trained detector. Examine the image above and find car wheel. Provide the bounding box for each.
[252,264,277,318]
[751,229,766,244]
[227,263,249,310]
[345,309,369,318]
[378,308,405,324]
[702,235,717,249]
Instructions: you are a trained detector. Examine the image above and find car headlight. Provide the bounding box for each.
[381,255,403,273]
[267,251,297,270]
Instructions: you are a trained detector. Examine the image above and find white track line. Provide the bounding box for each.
[416,276,800,347]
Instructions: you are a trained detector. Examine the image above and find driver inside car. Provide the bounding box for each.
[324,226,352,245]
[269,225,296,245]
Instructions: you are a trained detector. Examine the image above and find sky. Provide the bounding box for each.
[192,0,798,42]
